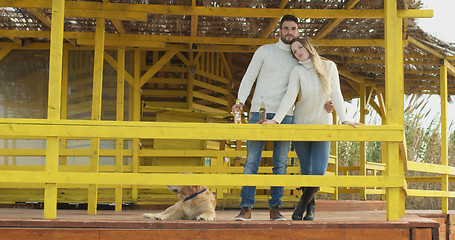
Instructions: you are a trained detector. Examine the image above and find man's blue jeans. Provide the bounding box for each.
[240,112,293,208]
[292,141,331,176]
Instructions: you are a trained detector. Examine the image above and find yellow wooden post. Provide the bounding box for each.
[44,0,65,219]
[88,17,105,215]
[440,62,448,214]
[60,49,68,166]
[359,83,367,200]
[131,49,141,204]
[115,47,125,212]
[188,51,194,110]
[331,112,339,200]
[384,0,405,221]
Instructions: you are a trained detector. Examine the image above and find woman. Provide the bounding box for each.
[263,37,361,220]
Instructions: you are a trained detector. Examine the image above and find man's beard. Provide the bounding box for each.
[280,35,295,44]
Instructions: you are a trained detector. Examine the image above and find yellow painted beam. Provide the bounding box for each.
[359,84,367,200]
[384,0,405,221]
[440,63,449,213]
[44,0,65,220]
[196,69,230,84]
[0,119,404,142]
[0,171,404,188]
[406,189,455,198]
[115,47,125,212]
[407,161,455,176]
[408,36,444,59]
[444,59,455,76]
[28,8,52,27]
[139,49,179,86]
[47,2,65,121]
[193,80,229,95]
[7,37,22,46]
[193,92,229,106]
[107,0,126,34]
[104,51,133,86]
[338,70,366,84]
[141,89,188,96]
[88,17,105,216]
[91,18,105,121]
[190,0,197,40]
[0,46,13,62]
[77,38,166,49]
[0,30,406,47]
[176,52,191,67]
[2,1,434,19]
[315,0,361,39]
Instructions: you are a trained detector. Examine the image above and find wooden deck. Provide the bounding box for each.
[0,201,448,240]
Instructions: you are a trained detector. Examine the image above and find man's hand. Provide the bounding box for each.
[231,102,244,113]
[324,100,334,113]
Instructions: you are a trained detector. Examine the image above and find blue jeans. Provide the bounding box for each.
[292,141,331,176]
[240,112,293,208]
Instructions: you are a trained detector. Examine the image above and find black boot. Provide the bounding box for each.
[303,196,315,220]
[292,187,306,220]
[292,187,319,221]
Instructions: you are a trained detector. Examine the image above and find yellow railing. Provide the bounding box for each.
[0,118,406,219]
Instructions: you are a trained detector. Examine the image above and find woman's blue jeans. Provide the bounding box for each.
[240,112,293,208]
[292,141,331,176]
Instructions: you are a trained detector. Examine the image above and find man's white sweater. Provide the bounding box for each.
[272,59,349,125]
[237,38,298,115]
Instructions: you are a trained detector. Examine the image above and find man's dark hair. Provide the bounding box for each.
[279,14,299,29]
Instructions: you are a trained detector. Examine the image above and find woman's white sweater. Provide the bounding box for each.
[237,38,298,115]
[272,59,349,125]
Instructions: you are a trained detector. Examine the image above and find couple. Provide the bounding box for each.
[232,14,361,221]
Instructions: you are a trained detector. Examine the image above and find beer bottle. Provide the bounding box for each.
[259,101,266,123]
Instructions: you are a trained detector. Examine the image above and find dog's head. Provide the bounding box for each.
[167,185,206,201]
[167,172,207,201]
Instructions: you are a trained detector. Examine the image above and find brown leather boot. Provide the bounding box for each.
[270,205,286,221]
[234,206,252,221]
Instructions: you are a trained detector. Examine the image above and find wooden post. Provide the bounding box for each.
[440,61,448,214]
[88,17,105,215]
[44,0,65,219]
[359,84,367,201]
[115,47,125,212]
[384,0,405,221]
[131,49,141,204]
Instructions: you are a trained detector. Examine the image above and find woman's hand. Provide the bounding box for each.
[342,121,363,128]
[262,119,278,124]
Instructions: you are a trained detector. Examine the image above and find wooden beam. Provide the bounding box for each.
[339,70,366,84]
[3,1,434,19]
[408,36,445,59]
[315,0,361,39]
[0,46,13,62]
[0,30,408,47]
[104,50,134,86]
[7,37,22,46]
[44,0,65,220]
[28,8,52,27]
[139,49,179,87]
[107,0,126,34]
[27,8,76,45]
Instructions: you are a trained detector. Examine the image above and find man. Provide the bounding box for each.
[232,14,333,221]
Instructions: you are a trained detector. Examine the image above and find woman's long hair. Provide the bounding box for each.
[292,37,332,95]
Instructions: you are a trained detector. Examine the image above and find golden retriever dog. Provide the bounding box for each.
[143,184,216,221]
